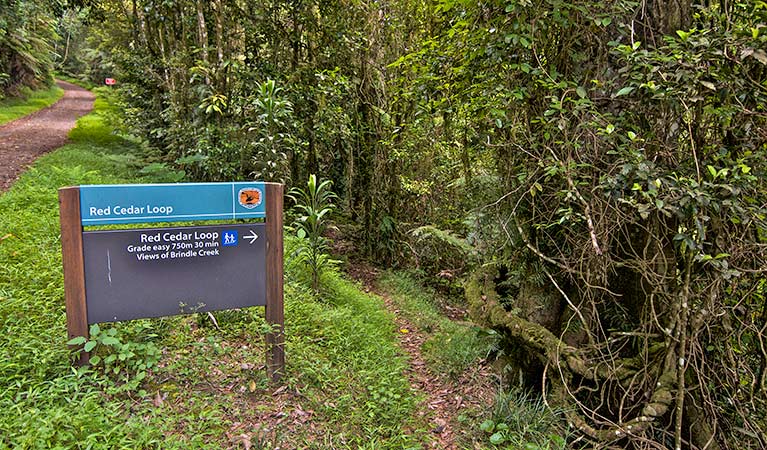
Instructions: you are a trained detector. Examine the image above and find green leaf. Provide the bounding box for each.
[615,86,635,97]
[550,435,566,446]
[89,355,101,365]
[576,86,587,99]
[530,181,542,197]
[101,336,120,346]
[176,153,208,164]
[90,323,101,336]
[67,336,87,346]
[480,419,495,432]
[84,341,97,352]
[489,432,505,445]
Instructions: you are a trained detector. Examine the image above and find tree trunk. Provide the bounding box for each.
[196,0,209,70]
[214,0,224,66]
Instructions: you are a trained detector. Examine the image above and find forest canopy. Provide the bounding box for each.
[3,0,767,448]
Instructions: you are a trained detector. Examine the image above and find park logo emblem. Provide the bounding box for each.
[238,187,262,209]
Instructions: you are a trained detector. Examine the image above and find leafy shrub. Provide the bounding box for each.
[67,323,161,394]
[288,174,338,292]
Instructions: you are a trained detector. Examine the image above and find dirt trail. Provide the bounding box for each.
[346,264,496,449]
[0,80,95,192]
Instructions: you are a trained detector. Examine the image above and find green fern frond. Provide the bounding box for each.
[410,225,474,255]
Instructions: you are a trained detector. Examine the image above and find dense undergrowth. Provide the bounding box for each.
[0,90,429,449]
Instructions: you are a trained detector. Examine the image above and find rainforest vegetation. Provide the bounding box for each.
[2,0,767,448]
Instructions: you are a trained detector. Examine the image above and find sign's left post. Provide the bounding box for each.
[58,187,89,366]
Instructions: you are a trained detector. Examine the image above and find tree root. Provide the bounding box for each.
[466,266,679,445]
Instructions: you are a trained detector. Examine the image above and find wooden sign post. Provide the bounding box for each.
[59,182,285,381]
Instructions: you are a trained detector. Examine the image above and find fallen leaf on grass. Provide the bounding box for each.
[239,433,252,450]
[399,328,409,333]
[272,385,287,396]
[432,418,447,434]
[153,391,165,407]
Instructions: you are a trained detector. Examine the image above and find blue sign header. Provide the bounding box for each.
[79,182,266,225]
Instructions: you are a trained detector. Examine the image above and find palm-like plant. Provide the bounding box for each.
[248,79,295,181]
[288,174,337,292]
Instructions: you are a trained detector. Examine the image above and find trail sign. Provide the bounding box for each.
[79,182,266,225]
[59,182,284,380]
[82,223,266,323]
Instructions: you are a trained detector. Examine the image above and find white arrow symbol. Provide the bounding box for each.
[245,230,259,244]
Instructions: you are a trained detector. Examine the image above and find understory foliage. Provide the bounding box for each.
[0,0,98,99]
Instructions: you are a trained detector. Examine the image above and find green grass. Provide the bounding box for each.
[0,90,425,448]
[0,84,64,125]
[0,89,162,450]
[479,387,570,449]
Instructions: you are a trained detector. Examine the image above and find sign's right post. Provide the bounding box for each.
[265,183,285,381]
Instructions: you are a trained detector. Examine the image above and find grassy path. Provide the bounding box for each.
[0,91,156,449]
[363,270,499,449]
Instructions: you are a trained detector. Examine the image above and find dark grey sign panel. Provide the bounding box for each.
[83,223,266,323]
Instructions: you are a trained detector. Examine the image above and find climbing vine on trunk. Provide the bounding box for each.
[429,1,767,448]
